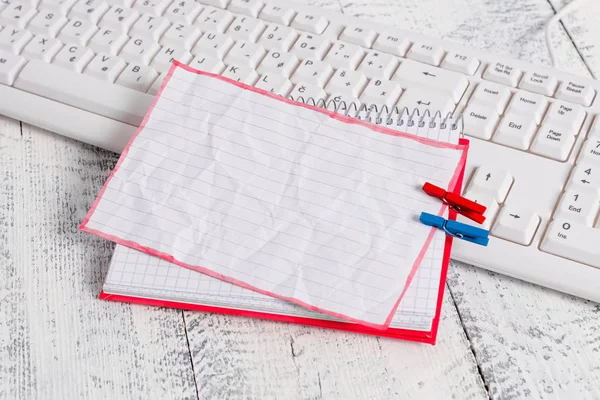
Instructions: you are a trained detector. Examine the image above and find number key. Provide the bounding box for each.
[163,0,202,23]
[226,15,266,42]
[567,164,600,199]
[556,190,599,226]
[257,24,298,51]
[290,32,330,60]
[577,139,600,167]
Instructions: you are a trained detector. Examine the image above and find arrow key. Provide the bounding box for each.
[566,164,600,199]
[466,166,513,203]
[492,205,540,245]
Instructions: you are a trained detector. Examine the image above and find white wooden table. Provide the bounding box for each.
[2,0,600,398]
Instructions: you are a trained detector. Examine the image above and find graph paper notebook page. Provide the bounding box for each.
[81,62,468,328]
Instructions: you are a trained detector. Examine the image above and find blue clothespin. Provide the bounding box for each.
[419,212,489,246]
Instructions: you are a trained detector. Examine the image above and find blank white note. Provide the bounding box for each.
[82,63,467,327]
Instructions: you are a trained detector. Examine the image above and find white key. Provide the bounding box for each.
[395,87,454,116]
[21,34,62,61]
[27,11,68,37]
[541,219,600,267]
[567,164,600,199]
[326,92,359,112]
[221,62,257,84]
[493,113,537,150]
[324,68,367,98]
[257,23,297,51]
[58,18,97,45]
[324,40,364,70]
[132,0,171,16]
[259,4,294,25]
[290,32,330,60]
[39,0,77,14]
[578,138,600,168]
[190,31,233,58]
[150,43,191,71]
[340,24,377,48]
[52,43,94,71]
[556,190,599,226]
[226,15,265,42]
[146,70,164,94]
[467,167,513,203]
[483,61,522,87]
[223,40,265,68]
[492,205,540,245]
[228,0,263,17]
[163,0,201,23]
[83,52,125,80]
[440,51,479,75]
[588,116,600,139]
[505,90,548,124]
[288,83,325,102]
[462,102,499,140]
[291,11,327,34]
[116,62,158,91]
[254,72,292,96]
[460,190,499,229]
[119,35,160,64]
[544,100,586,135]
[0,26,33,53]
[194,6,233,33]
[372,30,410,57]
[290,58,332,87]
[196,0,228,7]
[256,49,298,78]
[518,71,558,96]
[359,78,402,108]
[131,14,170,40]
[530,122,575,161]
[406,41,445,66]
[98,6,139,32]
[88,27,127,55]
[469,81,511,114]
[160,22,201,49]
[187,53,224,73]
[392,59,468,103]
[69,0,110,23]
[0,48,25,84]
[356,49,398,79]
[555,79,596,107]
[0,2,36,28]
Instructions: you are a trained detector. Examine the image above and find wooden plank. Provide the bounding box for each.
[0,120,197,399]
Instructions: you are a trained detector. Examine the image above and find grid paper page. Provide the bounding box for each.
[82,62,467,328]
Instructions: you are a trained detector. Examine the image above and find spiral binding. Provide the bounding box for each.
[290,96,464,138]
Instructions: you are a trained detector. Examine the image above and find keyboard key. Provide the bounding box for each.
[190,31,233,58]
[492,205,540,245]
[257,23,298,51]
[555,79,595,107]
[197,0,228,7]
[150,43,191,72]
[0,1,37,28]
[323,41,364,70]
[406,41,444,66]
[226,15,265,42]
[518,71,558,96]
[146,69,164,94]
[467,167,513,203]
[256,49,298,78]
[460,190,499,229]
[0,48,26,84]
[326,91,359,112]
[58,18,97,45]
[254,72,292,96]
[159,22,200,49]
[566,164,600,199]
[195,6,233,33]
[130,14,170,40]
[99,6,140,32]
[356,50,398,79]
[70,0,110,23]
[28,10,68,37]
[577,139,600,167]
[483,61,522,87]
[288,83,325,102]
[290,58,332,87]
[116,62,158,90]
[227,0,263,18]
[392,59,468,103]
[324,68,367,98]
[290,32,330,60]
[221,63,257,84]
[291,11,327,34]
[0,25,33,53]
[358,78,402,108]
[440,51,479,75]
[372,30,410,57]
[543,100,585,135]
[541,219,600,267]
[89,27,128,55]
[83,52,126,81]
[469,81,511,114]
[556,190,599,226]
[104,0,134,6]
[52,43,94,71]
[259,4,294,26]
[39,0,78,14]
[340,24,377,48]
[462,102,499,140]
[530,122,575,161]
[395,87,454,116]
[22,34,62,61]
[132,0,170,16]
[493,113,537,150]
[223,40,265,68]
[120,35,160,64]
[187,54,224,73]
[505,90,548,124]
[163,0,202,23]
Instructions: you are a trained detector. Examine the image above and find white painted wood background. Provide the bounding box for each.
[1,0,600,398]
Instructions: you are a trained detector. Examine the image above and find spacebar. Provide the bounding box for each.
[13,61,154,126]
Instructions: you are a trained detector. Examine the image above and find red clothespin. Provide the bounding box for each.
[422,182,487,224]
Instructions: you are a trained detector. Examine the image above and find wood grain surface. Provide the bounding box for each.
[1,0,600,399]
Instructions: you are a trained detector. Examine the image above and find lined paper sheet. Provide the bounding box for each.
[82,62,467,327]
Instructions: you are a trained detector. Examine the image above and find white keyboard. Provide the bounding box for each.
[1,0,600,302]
